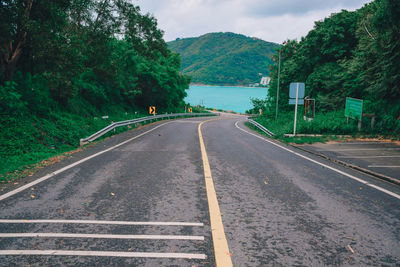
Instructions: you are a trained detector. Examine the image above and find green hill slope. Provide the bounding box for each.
[168,32,279,86]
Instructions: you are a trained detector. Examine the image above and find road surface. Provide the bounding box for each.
[0,114,399,266]
[298,141,400,181]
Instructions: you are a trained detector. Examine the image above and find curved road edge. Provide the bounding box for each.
[244,120,400,187]
[237,120,400,201]
[0,121,173,202]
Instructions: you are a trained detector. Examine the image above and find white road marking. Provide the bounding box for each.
[337,155,400,159]
[235,121,400,200]
[0,233,204,240]
[173,120,203,123]
[0,219,203,227]
[0,250,207,259]
[317,148,400,152]
[0,122,172,202]
[368,165,400,168]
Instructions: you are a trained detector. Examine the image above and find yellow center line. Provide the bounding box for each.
[198,118,233,267]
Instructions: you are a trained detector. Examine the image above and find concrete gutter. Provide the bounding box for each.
[292,144,400,186]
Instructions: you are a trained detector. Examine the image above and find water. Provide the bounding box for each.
[185,85,268,113]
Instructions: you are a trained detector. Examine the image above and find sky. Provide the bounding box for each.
[135,0,373,44]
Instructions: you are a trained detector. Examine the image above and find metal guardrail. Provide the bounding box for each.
[80,112,218,146]
[247,119,275,137]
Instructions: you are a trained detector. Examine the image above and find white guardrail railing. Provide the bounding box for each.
[247,118,275,137]
[80,112,218,146]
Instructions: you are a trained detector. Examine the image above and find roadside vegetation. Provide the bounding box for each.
[1,110,146,182]
[248,109,379,144]
[0,0,191,182]
[249,0,400,140]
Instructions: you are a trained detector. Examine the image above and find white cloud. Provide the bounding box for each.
[135,0,373,43]
[241,0,370,16]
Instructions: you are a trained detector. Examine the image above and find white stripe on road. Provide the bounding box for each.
[368,165,400,168]
[0,233,204,241]
[173,120,203,123]
[0,122,171,202]
[0,250,207,259]
[0,219,203,227]
[337,155,400,159]
[235,121,400,200]
[317,148,400,152]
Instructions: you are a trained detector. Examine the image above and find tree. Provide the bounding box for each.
[261,0,399,131]
[0,0,33,81]
[1,0,190,113]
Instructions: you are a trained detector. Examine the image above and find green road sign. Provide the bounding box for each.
[345,97,363,120]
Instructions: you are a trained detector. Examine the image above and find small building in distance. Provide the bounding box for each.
[260,76,271,86]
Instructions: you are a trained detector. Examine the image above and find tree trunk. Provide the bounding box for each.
[1,0,32,81]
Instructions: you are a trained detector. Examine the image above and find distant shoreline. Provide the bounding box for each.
[189,83,268,89]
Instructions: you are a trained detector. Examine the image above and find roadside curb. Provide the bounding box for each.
[243,120,399,187]
[292,144,400,186]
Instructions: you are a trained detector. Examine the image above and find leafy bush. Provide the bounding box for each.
[0,81,26,115]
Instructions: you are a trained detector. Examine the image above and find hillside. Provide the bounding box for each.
[168,32,279,86]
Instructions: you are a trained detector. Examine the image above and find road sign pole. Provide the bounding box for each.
[293,83,299,136]
[275,48,281,121]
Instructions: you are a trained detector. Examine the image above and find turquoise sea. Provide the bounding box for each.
[185,85,268,113]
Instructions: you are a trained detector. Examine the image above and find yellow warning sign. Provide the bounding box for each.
[188,107,193,113]
[149,106,156,115]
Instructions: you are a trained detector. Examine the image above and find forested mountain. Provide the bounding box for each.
[262,0,399,132]
[168,32,278,86]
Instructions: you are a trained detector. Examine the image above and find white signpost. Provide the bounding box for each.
[289,82,305,136]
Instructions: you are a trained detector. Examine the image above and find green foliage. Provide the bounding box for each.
[168,32,278,86]
[254,107,398,143]
[258,0,399,134]
[0,81,26,115]
[0,109,146,182]
[1,0,190,111]
[247,98,268,114]
[0,0,191,180]
[255,110,359,138]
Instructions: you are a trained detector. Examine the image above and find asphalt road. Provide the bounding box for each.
[0,115,399,266]
[298,141,400,180]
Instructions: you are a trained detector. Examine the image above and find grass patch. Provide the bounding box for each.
[279,135,340,144]
[0,110,147,183]
[254,110,359,137]
[248,109,399,144]
[245,121,341,144]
